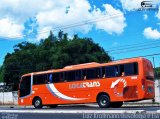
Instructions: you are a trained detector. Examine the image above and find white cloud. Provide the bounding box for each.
[143,27,160,40]
[36,0,93,36]
[156,7,160,20]
[0,0,126,41]
[92,4,126,35]
[120,0,143,11]
[0,18,24,38]
[143,14,148,20]
[0,0,49,23]
[36,26,52,40]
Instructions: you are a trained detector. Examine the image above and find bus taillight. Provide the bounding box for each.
[142,79,145,90]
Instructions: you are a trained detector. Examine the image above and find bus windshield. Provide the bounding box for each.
[20,76,31,97]
[145,61,154,80]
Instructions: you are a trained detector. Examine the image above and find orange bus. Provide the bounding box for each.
[18,57,155,108]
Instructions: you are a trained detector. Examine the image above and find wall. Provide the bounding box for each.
[155,80,160,102]
[0,91,18,105]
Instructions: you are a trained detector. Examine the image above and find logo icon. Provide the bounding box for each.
[138,1,159,11]
[111,78,127,89]
[141,1,152,8]
[111,78,127,97]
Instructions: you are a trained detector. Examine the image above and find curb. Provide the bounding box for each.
[0,103,160,108]
[0,110,146,114]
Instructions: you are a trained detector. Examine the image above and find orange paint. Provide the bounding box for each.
[18,57,155,107]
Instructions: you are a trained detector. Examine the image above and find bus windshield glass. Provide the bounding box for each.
[20,76,31,97]
[145,60,154,80]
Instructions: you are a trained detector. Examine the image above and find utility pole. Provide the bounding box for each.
[152,57,156,103]
[153,57,155,69]
[152,57,156,78]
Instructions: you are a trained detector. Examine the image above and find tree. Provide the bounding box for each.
[73,34,78,40]
[155,67,160,79]
[3,31,111,90]
[58,30,63,41]
[49,30,54,41]
[3,42,37,90]
[0,65,4,82]
[63,33,68,41]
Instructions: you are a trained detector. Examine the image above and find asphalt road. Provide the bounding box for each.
[0,105,160,119]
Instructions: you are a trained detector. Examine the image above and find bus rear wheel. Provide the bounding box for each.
[33,97,43,109]
[111,101,123,108]
[97,94,110,108]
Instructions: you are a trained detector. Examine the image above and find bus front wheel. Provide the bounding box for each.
[97,94,110,108]
[33,97,43,109]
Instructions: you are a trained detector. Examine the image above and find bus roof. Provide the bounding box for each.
[22,57,145,77]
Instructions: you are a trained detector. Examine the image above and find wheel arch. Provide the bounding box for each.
[96,92,110,102]
[32,96,42,105]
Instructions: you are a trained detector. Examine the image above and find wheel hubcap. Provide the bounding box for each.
[101,98,107,106]
[35,100,40,107]
[103,100,106,104]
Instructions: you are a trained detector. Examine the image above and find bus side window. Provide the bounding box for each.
[33,75,37,85]
[53,73,60,83]
[119,65,125,76]
[33,75,43,85]
[59,72,64,82]
[64,72,68,82]
[67,71,76,82]
[86,68,94,79]
[98,68,102,78]
[48,74,53,83]
[45,78,49,84]
[82,69,87,80]
[105,65,119,78]
[75,70,81,80]
[124,62,138,76]
[102,67,106,78]
[43,74,49,84]
[35,74,46,85]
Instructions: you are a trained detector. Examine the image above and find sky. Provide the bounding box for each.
[0,0,160,67]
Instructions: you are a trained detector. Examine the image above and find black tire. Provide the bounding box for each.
[97,94,110,108]
[33,97,43,109]
[49,105,58,108]
[111,102,123,108]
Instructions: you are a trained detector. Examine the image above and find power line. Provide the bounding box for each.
[36,13,124,34]
[115,52,160,61]
[107,40,153,50]
[110,45,160,55]
[107,40,160,52]
[0,11,159,55]
[1,11,160,60]
[0,13,125,39]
